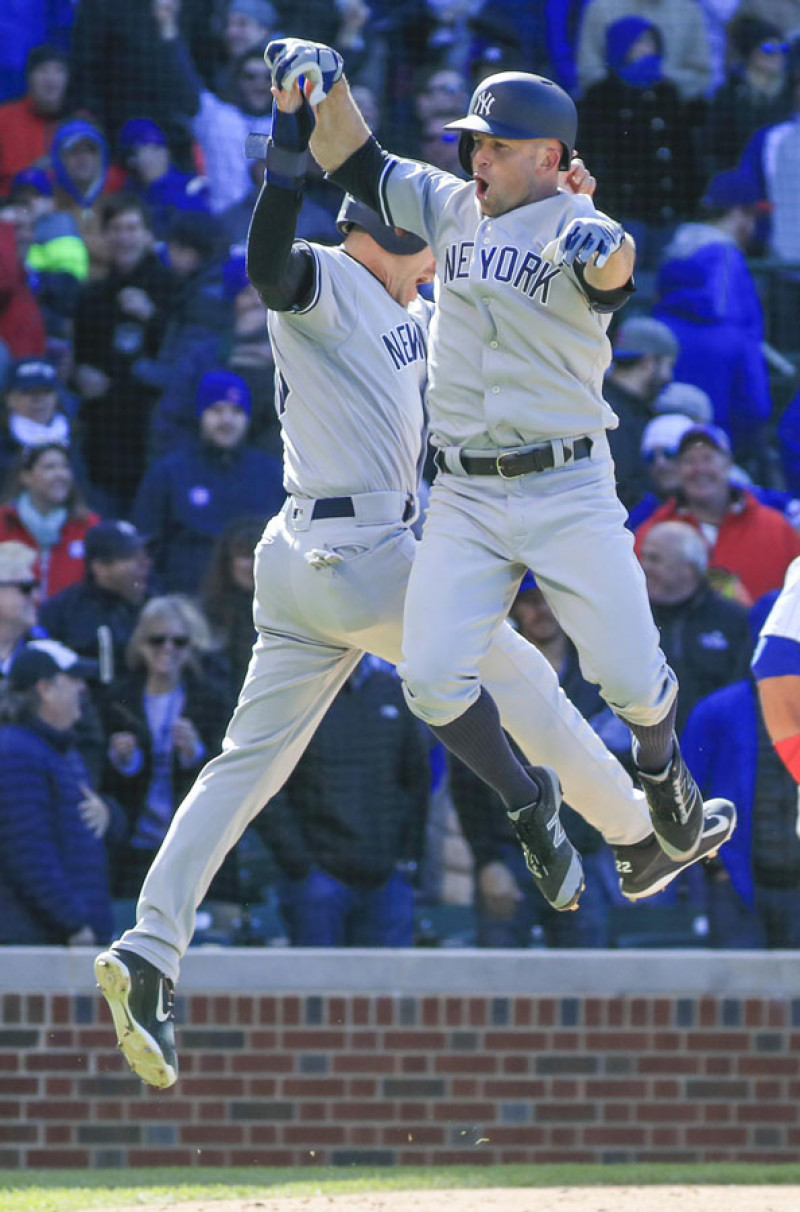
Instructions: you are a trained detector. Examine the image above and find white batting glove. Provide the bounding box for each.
[552,216,625,269]
[264,38,343,105]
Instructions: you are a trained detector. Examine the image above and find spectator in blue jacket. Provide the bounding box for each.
[116,118,211,242]
[653,167,772,463]
[133,369,284,594]
[0,637,124,944]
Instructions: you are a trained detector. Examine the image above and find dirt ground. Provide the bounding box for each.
[88,1186,800,1212]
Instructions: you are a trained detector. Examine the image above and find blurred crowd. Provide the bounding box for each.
[2,0,800,950]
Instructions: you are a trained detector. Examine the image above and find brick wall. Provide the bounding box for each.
[1,950,798,1168]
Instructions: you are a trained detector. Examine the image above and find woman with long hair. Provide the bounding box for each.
[0,442,100,598]
[199,515,262,704]
[101,594,237,900]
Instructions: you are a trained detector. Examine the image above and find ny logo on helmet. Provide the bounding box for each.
[473,90,496,118]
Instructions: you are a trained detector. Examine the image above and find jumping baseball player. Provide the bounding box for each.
[94,78,730,1091]
[264,45,736,890]
[753,557,800,782]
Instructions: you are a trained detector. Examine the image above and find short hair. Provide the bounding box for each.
[644,521,708,576]
[101,191,152,231]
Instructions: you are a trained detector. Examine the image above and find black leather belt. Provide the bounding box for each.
[434,436,593,478]
[311,496,415,521]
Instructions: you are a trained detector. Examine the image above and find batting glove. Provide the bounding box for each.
[552,216,625,269]
[264,38,344,106]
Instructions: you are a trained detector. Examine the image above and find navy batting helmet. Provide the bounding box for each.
[336,195,427,256]
[444,71,577,174]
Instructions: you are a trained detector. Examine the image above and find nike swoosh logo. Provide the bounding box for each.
[155,982,171,1023]
[702,812,733,840]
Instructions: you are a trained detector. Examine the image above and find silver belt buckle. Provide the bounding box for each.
[496,450,522,479]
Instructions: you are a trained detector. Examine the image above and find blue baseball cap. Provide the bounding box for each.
[195,369,252,416]
[701,168,769,212]
[677,424,732,457]
[6,358,58,393]
[9,166,53,197]
[118,118,168,151]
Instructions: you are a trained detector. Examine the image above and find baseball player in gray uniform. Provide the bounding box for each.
[264,44,736,896]
[94,78,727,1090]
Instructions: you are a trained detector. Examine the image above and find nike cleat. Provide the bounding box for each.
[507,765,584,911]
[614,798,737,901]
[94,947,178,1089]
[636,735,705,861]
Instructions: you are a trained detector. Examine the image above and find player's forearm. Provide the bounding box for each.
[309,78,371,172]
[582,232,636,291]
[757,675,800,781]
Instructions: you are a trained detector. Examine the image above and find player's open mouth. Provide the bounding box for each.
[474,175,488,200]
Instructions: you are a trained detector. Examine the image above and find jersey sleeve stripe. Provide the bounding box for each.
[751,634,800,681]
[377,157,399,227]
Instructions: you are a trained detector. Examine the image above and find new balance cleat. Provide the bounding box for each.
[637,735,704,861]
[614,798,737,901]
[94,947,178,1089]
[507,765,584,911]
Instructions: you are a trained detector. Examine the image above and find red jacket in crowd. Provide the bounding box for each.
[0,503,100,599]
[0,222,46,358]
[635,489,800,604]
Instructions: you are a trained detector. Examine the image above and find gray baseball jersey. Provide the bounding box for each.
[115,211,651,983]
[376,163,619,448]
[269,242,427,499]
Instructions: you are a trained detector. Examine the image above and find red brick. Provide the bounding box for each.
[484,1080,547,1098]
[421,997,440,1027]
[179,1079,245,1096]
[331,1055,395,1073]
[737,1104,798,1123]
[444,998,463,1027]
[385,1031,445,1050]
[585,1080,647,1098]
[652,1000,672,1027]
[744,1000,763,1027]
[583,999,605,1027]
[229,1149,295,1165]
[398,1102,428,1118]
[45,1125,70,1144]
[691,1127,749,1146]
[231,1051,289,1071]
[348,1079,377,1097]
[383,1126,444,1145]
[248,1125,278,1144]
[181,1125,245,1144]
[45,1030,74,1047]
[44,1078,72,1096]
[401,1055,427,1072]
[585,1031,649,1050]
[637,1104,700,1122]
[467,1000,487,1027]
[705,1055,732,1075]
[198,1054,226,1073]
[283,1079,345,1097]
[375,997,393,1026]
[738,1057,793,1075]
[352,998,370,1026]
[0,1079,36,1094]
[435,1055,497,1074]
[198,1102,227,1120]
[49,997,71,1026]
[651,1032,683,1051]
[631,999,650,1026]
[299,1103,326,1121]
[136,1101,194,1120]
[686,1032,749,1052]
[350,1126,377,1145]
[257,998,278,1024]
[129,1149,194,1165]
[704,1105,732,1122]
[282,1125,345,1144]
[652,1081,680,1098]
[502,1055,531,1073]
[537,999,557,1027]
[585,1127,646,1145]
[603,1103,631,1123]
[767,1000,787,1027]
[607,999,625,1026]
[328,997,347,1026]
[483,1031,548,1050]
[637,1056,700,1074]
[25,1101,88,1120]
[26,1055,87,1071]
[27,1149,88,1167]
[281,997,302,1026]
[698,997,717,1027]
[337,1101,398,1120]
[513,999,533,1027]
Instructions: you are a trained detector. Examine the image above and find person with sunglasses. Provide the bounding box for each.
[0,541,46,677]
[101,594,236,900]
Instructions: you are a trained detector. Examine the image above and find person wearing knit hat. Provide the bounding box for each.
[0,44,69,194]
[132,368,282,594]
[653,382,714,426]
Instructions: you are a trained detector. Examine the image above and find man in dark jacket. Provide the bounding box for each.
[39,519,151,686]
[639,519,753,732]
[0,638,124,944]
[256,656,430,946]
[604,315,678,511]
[73,192,174,513]
[132,369,284,594]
